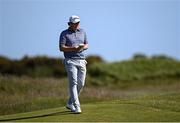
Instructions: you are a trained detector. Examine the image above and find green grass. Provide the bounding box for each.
[0,92,180,122]
[0,75,180,116]
[88,59,180,87]
[0,76,68,115]
[0,58,180,121]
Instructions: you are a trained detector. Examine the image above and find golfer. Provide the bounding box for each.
[59,15,88,113]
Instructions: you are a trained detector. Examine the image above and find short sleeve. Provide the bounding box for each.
[59,31,66,48]
[84,31,88,44]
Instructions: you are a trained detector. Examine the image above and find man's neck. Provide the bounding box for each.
[69,27,80,31]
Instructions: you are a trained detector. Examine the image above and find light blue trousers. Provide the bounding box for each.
[64,59,87,107]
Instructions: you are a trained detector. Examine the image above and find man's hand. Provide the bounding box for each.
[75,45,84,52]
[83,44,88,50]
[60,45,84,52]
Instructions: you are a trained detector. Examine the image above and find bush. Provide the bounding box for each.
[133,53,148,60]
[86,55,104,66]
[0,55,105,78]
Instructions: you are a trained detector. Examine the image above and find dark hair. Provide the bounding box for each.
[68,22,71,26]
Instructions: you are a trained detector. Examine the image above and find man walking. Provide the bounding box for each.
[59,15,88,114]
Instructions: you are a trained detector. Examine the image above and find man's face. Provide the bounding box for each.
[70,22,80,30]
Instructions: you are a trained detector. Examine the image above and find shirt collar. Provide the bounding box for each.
[68,27,80,32]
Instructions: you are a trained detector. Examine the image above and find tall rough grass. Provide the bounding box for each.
[0,75,67,115]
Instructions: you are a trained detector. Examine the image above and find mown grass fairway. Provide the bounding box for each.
[0,92,180,122]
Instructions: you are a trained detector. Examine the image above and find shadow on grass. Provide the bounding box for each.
[0,110,74,122]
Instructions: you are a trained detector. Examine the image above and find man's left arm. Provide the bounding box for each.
[83,31,88,50]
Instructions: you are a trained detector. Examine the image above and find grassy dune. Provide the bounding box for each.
[88,58,180,88]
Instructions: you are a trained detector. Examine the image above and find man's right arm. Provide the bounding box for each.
[60,45,77,52]
[60,45,83,52]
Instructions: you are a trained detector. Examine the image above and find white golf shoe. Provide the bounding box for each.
[66,104,76,112]
[73,106,82,114]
